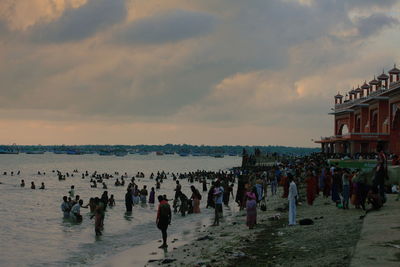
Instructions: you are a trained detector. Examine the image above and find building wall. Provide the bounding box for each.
[378,100,389,133]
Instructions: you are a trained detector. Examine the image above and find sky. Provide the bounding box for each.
[0,0,399,147]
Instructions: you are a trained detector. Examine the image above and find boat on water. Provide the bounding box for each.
[26,151,45,154]
[213,154,224,158]
[192,152,207,157]
[53,151,67,154]
[67,150,83,155]
[164,151,174,155]
[228,152,238,156]
[156,151,164,156]
[0,150,19,154]
[114,151,128,157]
[179,152,190,157]
[99,151,113,156]
[139,151,150,155]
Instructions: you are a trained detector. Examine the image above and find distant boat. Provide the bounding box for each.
[67,150,83,155]
[213,154,224,158]
[53,151,66,154]
[139,151,150,155]
[156,151,164,156]
[228,152,237,156]
[114,151,128,157]
[179,152,189,157]
[26,151,45,154]
[99,151,113,156]
[192,153,206,157]
[0,149,19,154]
[164,151,174,155]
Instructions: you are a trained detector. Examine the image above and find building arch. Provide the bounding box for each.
[390,108,400,154]
[337,123,349,135]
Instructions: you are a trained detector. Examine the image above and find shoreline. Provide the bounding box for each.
[147,186,365,266]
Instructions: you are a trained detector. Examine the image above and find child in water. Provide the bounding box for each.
[108,195,115,207]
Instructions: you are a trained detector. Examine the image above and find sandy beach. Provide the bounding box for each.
[147,186,366,267]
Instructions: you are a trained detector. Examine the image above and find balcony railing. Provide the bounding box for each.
[334,88,389,110]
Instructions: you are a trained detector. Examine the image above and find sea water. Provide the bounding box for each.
[0,153,241,266]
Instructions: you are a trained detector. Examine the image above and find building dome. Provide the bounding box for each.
[334,92,343,98]
[377,70,389,80]
[389,64,400,74]
[361,81,370,89]
[354,86,362,93]
[369,76,379,85]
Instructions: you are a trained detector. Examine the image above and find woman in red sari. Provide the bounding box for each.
[280,174,289,198]
[246,191,257,229]
[190,186,201,213]
[305,169,316,205]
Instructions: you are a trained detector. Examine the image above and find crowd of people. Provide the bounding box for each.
[5,149,399,249]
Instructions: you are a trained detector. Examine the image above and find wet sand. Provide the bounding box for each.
[148,186,365,267]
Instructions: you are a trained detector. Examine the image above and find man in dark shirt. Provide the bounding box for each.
[156,195,171,248]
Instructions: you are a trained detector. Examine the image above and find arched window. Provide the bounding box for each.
[338,124,349,135]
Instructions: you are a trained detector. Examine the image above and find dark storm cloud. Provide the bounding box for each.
[29,0,126,43]
[114,9,217,45]
[1,0,400,124]
[356,13,398,38]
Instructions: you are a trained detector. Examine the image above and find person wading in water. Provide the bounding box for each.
[156,195,171,248]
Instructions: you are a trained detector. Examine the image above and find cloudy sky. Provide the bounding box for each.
[0,0,399,146]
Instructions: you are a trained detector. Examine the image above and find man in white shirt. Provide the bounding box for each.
[70,199,83,222]
[213,181,224,226]
[288,174,298,226]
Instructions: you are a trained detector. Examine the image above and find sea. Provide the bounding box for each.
[0,153,241,267]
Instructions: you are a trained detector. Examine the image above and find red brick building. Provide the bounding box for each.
[316,64,400,155]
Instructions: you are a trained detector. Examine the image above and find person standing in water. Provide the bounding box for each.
[70,200,83,223]
[61,196,70,219]
[20,180,25,187]
[91,198,103,236]
[108,195,115,207]
[31,182,36,189]
[149,187,155,204]
[125,188,133,212]
[190,185,201,213]
[140,185,148,204]
[69,185,75,198]
[156,195,171,248]
[39,182,45,190]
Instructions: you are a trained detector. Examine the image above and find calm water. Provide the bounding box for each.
[0,153,241,267]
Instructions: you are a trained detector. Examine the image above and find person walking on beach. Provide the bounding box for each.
[305,169,316,205]
[288,174,298,226]
[213,181,224,226]
[190,185,201,213]
[332,169,342,206]
[156,195,171,248]
[207,182,216,208]
[246,191,257,229]
[342,169,351,209]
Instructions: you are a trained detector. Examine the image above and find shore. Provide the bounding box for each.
[147,186,367,266]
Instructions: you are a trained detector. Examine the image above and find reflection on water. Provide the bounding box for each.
[0,153,240,266]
